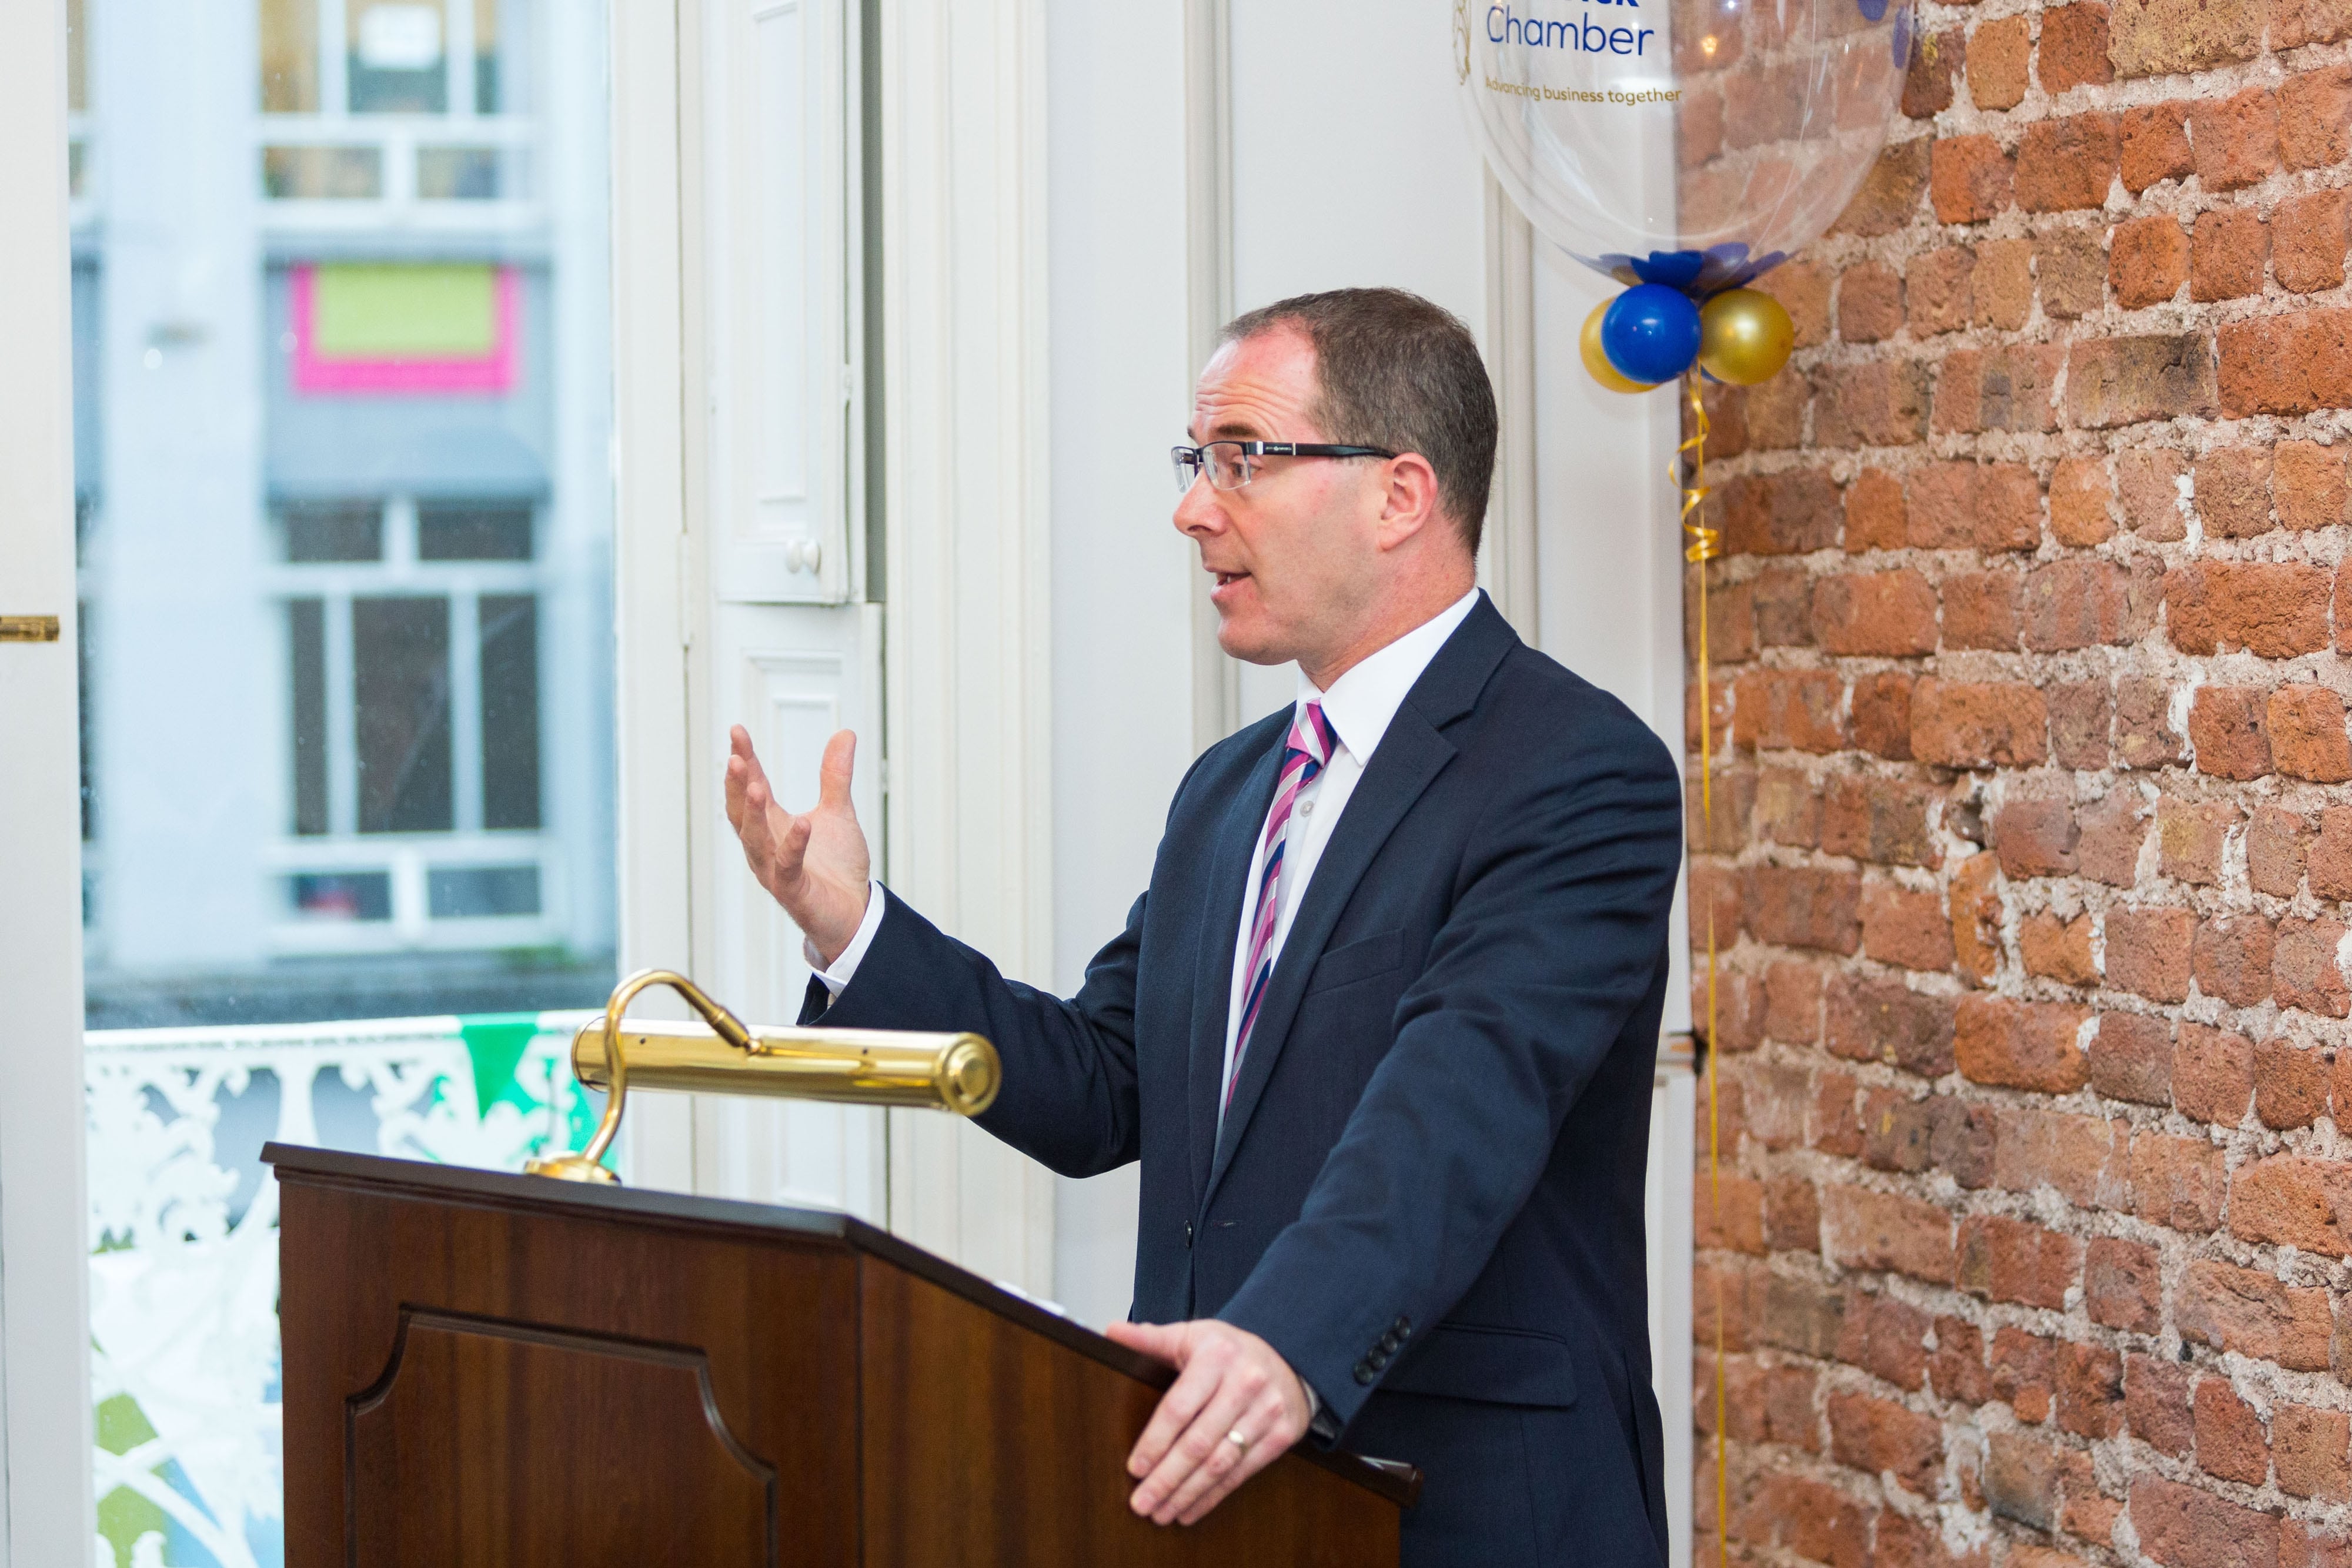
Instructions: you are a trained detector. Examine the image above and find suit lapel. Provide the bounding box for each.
[1186,734,1285,1205]
[1202,710,1455,1207]
[1201,596,1522,1211]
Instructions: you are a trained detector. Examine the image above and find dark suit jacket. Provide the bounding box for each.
[806,594,1683,1566]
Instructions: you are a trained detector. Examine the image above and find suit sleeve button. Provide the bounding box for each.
[1354,1362,1375,1385]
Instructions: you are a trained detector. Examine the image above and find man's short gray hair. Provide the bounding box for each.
[1219,287,1501,554]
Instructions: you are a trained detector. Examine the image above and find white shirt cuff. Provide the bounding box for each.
[804,880,887,999]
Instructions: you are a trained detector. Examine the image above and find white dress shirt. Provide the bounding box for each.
[811,587,1485,1058]
[1216,587,1479,1112]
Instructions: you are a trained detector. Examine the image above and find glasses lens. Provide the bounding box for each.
[1205,442,1250,491]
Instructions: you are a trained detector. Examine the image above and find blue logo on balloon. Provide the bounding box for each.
[1601,284,1703,385]
[1589,243,1788,297]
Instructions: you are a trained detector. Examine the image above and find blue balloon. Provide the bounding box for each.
[1600,285,1703,386]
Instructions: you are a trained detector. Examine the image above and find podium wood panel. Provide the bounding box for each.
[270,1144,1408,1567]
[347,1313,777,1564]
[860,1265,1394,1566]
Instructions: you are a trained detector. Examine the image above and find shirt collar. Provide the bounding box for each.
[1297,587,1483,764]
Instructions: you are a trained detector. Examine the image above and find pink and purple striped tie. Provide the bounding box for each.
[1227,700,1339,1108]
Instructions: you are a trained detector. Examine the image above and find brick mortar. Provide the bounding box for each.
[1681,0,2352,1553]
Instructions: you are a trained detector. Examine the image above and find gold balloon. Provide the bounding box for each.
[1580,299,1659,395]
[1697,289,1795,386]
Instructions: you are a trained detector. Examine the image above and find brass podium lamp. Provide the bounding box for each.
[525,968,1000,1184]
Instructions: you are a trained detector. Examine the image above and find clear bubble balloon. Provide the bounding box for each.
[1452,0,1912,291]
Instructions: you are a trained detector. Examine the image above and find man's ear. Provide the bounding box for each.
[1372,452,1445,553]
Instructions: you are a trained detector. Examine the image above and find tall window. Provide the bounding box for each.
[73,1,616,1556]
[277,495,556,948]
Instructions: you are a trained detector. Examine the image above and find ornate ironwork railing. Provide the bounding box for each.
[85,1012,597,1568]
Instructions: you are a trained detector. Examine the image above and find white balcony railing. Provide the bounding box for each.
[86,1011,597,1568]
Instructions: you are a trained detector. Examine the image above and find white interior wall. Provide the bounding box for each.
[1534,254,1693,1032]
[1043,40,1690,1534]
[1223,0,1491,723]
[1042,0,1194,1329]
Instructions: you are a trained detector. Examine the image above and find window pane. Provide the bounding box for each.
[282,499,385,562]
[475,0,505,111]
[259,0,320,113]
[427,864,540,918]
[416,145,526,202]
[353,596,454,834]
[263,145,384,201]
[67,0,89,113]
[419,500,533,560]
[289,599,330,835]
[479,593,542,830]
[349,0,450,115]
[288,871,393,921]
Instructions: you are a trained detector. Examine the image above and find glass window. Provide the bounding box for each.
[348,0,449,115]
[419,500,532,560]
[475,0,505,111]
[288,597,330,834]
[67,0,89,112]
[78,2,616,1560]
[261,145,383,200]
[352,595,455,833]
[259,0,319,113]
[427,864,540,918]
[479,593,542,828]
[282,499,384,562]
[67,0,90,199]
[288,870,393,921]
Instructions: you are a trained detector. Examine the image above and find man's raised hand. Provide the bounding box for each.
[723,726,873,964]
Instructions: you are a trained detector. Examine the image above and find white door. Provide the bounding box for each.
[0,1,101,1558]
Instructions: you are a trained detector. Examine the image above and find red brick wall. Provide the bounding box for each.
[1683,0,2352,1561]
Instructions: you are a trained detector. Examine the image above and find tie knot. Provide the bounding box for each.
[1288,701,1337,768]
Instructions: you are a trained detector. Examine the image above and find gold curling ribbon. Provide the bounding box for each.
[1676,370,1728,1568]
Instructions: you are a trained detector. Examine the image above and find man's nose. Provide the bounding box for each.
[1172,474,1224,538]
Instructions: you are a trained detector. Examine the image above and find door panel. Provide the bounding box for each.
[701,0,861,604]
[696,602,887,1222]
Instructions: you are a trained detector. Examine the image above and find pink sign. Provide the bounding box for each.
[290,264,519,396]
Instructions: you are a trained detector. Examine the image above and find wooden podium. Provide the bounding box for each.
[268,1144,1414,1566]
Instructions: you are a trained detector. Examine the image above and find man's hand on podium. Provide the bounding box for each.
[1106,1319,1311,1527]
[724,726,874,965]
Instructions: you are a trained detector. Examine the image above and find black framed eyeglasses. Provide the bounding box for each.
[1171,440,1398,495]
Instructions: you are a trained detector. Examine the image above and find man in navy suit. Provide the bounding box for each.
[725,287,1682,1566]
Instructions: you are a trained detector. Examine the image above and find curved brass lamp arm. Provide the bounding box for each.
[525,968,754,1184]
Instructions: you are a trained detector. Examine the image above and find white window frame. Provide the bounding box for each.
[258,0,542,229]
